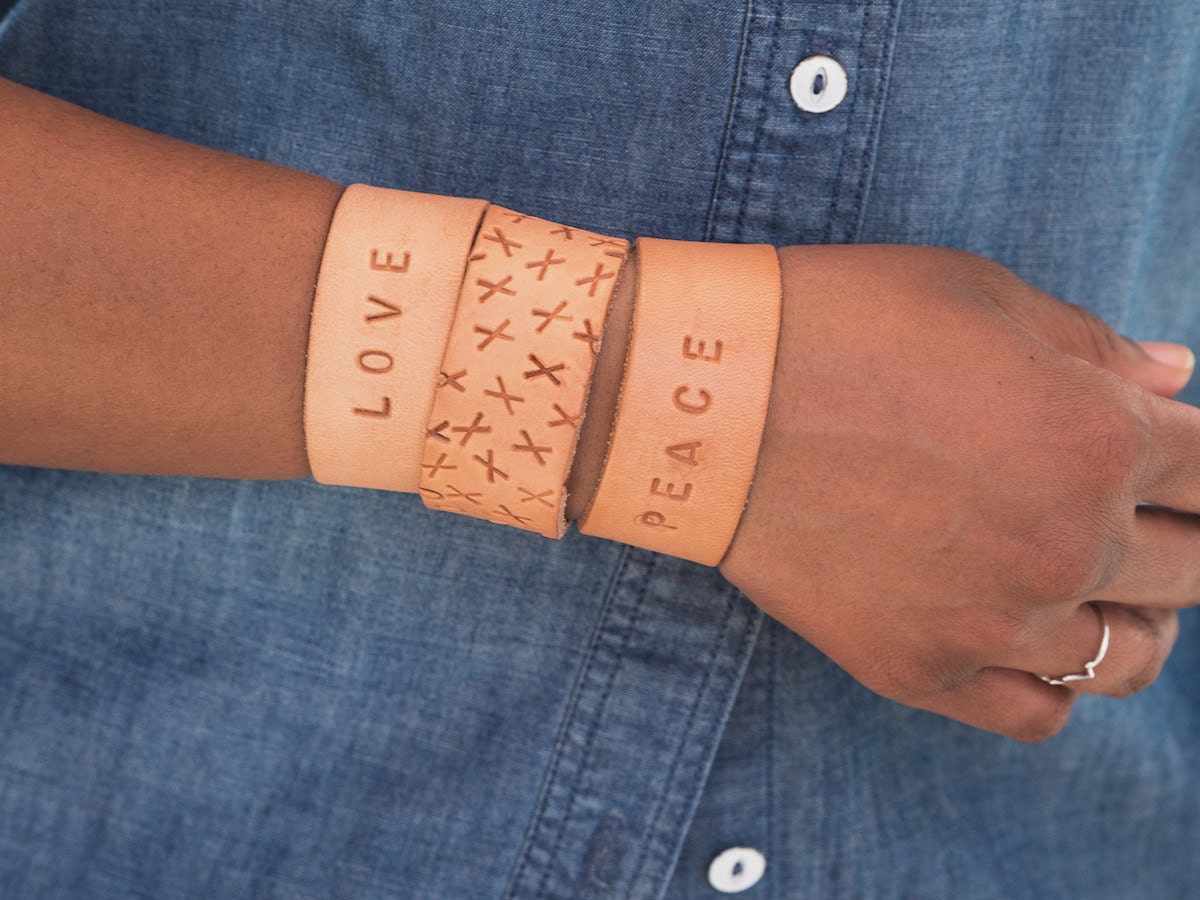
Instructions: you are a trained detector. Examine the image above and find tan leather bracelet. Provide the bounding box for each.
[577,237,781,566]
[304,184,487,491]
[419,206,629,538]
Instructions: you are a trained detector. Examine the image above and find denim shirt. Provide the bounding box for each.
[1,2,1198,897]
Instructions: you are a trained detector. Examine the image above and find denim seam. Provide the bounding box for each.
[705,0,781,245]
[500,541,643,899]
[820,0,899,245]
[842,0,884,240]
[846,0,904,245]
[703,0,755,244]
[629,589,764,897]
[547,558,651,898]
[623,579,736,891]
[663,600,765,896]
[766,620,777,900]
[732,0,783,245]
[821,7,872,244]
[507,542,640,899]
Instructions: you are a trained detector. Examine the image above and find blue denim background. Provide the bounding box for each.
[1,1,1198,897]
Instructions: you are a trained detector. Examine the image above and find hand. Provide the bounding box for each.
[720,244,1200,741]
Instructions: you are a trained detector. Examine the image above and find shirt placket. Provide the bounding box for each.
[706,0,905,248]
[501,548,762,899]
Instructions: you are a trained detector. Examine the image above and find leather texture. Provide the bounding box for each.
[419,207,628,538]
[578,238,781,566]
[304,184,487,491]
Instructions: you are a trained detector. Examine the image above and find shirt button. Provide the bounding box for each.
[707,846,766,893]
[789,55,848,113]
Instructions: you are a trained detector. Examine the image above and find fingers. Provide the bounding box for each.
[921,668,1077,742]
[986,273,1200,515]
[1138,342,1198,397]
[1063,605,1178,697]
[1006,603,1177,698]
[916,604,1175,741]
[991,272,1195,397]
[1140,396,1200,515]
[1094,505,1200,608]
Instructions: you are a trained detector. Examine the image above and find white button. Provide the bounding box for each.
[707,846,766,893]
[789,55,848,113]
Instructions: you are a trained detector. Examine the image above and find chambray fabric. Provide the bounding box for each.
[1,1,1198,897]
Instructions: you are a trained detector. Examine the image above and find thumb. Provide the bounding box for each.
[1135,341,1196,398]
[1003,287,1194,398]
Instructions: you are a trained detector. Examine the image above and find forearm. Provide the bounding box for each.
[0,77,628,511]
[0,77,340,479]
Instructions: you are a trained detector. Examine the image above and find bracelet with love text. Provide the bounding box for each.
[304,184,488,491]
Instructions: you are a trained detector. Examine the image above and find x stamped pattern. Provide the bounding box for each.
[419,206,628,538]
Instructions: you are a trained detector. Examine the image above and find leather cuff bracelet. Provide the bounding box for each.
[304,184,487,491]
[577,237,781,566]
[419,206,629,538]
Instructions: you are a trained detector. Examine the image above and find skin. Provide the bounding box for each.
[0,77,341,478]
[720,245,1199,740]
[4,77,1199,740]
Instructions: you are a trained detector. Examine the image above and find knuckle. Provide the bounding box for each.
[1114,661,1161,698]
[1064,302,1126,367]
[1080,417,1143,490]
[1000,398,1148,604]
[860,654,927,704]
[1162,609,1181,648]
[1049,394,1148,494]
[1111,611,1176,697]
[860,650,967,706]
[1013,693,1075,743]
[959,607,1038,664]
[953,248,1021,293]
[1019,516,1115,602]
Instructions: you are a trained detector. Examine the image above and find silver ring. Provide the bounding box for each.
[1040,608,1111,686]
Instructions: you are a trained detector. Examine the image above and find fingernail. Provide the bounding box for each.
[1139,341,1196,372]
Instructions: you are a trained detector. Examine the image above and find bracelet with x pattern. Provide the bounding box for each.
[419,206,628,538]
